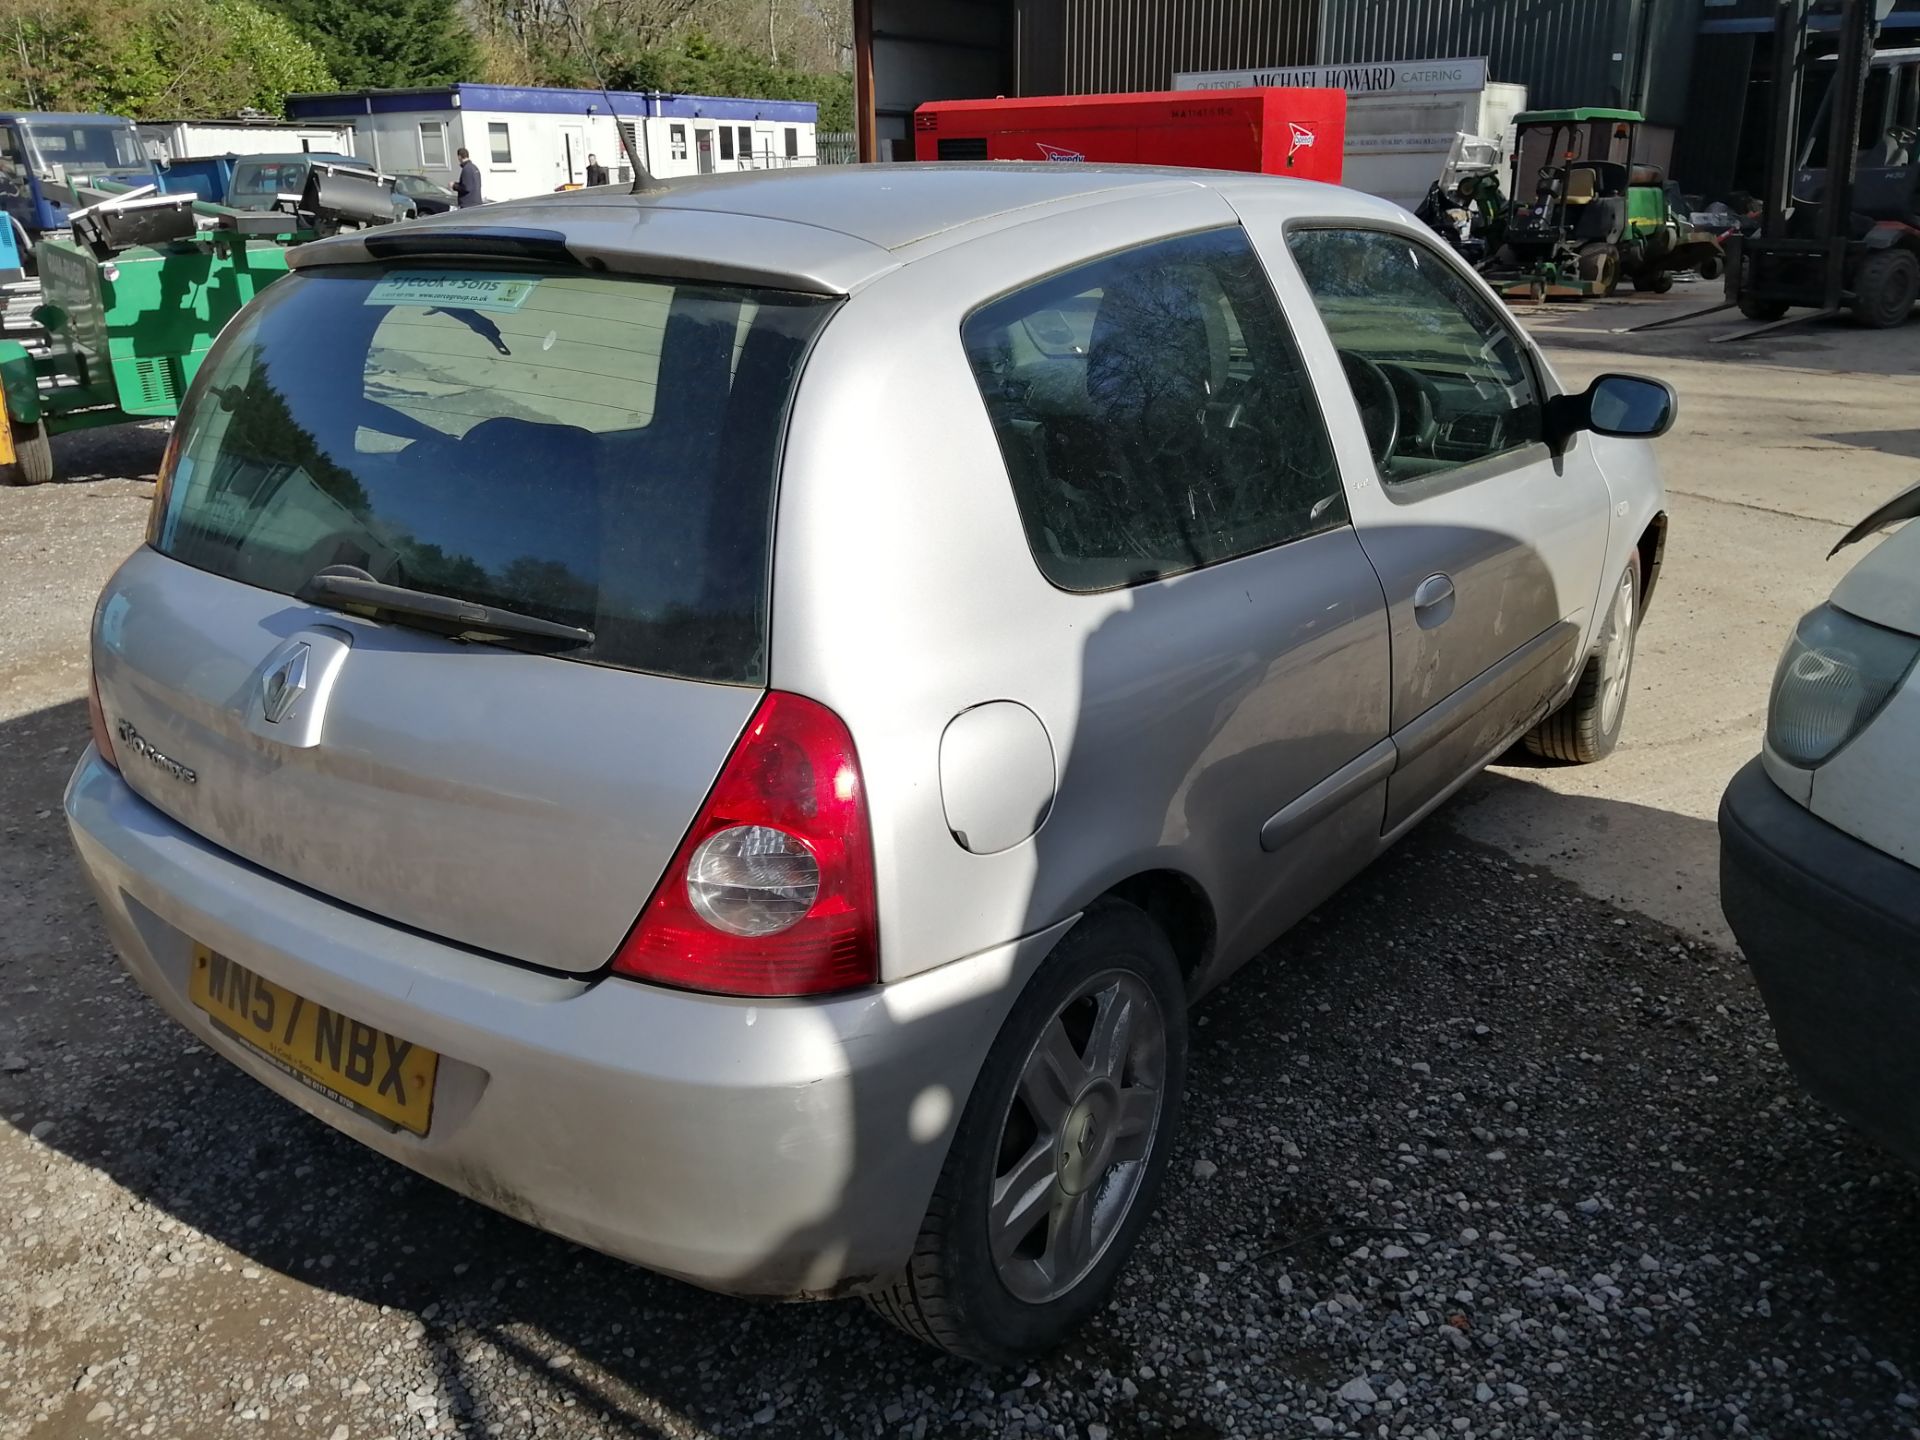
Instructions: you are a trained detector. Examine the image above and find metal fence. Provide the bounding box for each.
[817,131,860,165]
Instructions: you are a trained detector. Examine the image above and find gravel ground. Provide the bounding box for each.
[6,706,1920,1438]
[6,426,1920,1438]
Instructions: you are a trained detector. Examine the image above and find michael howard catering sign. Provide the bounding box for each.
[1174,57,1489,97]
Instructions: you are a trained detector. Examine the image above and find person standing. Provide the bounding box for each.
[584,153,609,187]
[453,148,483,208]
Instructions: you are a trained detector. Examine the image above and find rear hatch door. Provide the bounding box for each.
[96,261,836,973]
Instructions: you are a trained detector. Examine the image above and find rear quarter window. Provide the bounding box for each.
[155,267,837,685]
[961,226,1346,592]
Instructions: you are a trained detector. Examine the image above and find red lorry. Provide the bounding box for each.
[912,86,1347,184]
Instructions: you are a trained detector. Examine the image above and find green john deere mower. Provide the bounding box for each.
[1488,108,1723,300]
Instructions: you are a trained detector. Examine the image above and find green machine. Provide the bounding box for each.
[0,165,402,484]
[1489,107,1723,300]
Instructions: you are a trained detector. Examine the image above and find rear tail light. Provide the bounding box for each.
[88,667,118,770]
[611,691,877,997]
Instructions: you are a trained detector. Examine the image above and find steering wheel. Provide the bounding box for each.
[1377,362,1440,453]
[1338,350,1400,469]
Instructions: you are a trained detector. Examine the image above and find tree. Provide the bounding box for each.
[151,0,334,114]
[470,0,853,127]
[0,0,334,117]
[261,0,474,89]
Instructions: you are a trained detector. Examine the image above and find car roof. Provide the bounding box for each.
[293,162,1408,296]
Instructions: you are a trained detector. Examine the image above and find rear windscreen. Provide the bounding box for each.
[229,161,308,201]
[153,266,836,685]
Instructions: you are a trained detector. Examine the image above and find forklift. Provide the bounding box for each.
[1487,108,1721,299]
[1644,0,1920,338]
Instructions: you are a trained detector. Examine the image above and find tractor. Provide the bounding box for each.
[1490,108,1721,299]
[0,164,402,484]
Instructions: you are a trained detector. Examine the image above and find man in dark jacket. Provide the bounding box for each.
[453,148,482,208]
[584,154,609,186]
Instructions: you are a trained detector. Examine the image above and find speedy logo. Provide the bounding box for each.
[1288,121,1318,164]
[1036,142,1085,162]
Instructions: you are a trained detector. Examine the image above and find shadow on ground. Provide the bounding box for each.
[1819,429,1920,462]
[1519,291,1920,375]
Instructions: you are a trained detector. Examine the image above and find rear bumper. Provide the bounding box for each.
[65,750,1062,1297]
[1719,757,1920,1170]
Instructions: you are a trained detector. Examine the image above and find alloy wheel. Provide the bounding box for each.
[989,969,1168,1304]
[1598,567,1637,734]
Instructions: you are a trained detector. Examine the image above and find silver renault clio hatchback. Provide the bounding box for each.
[66,165,1672,1361]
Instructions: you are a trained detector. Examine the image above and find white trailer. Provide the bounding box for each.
[287,84,819,203]
[1174,57,1527,211]
[137,118,355,163]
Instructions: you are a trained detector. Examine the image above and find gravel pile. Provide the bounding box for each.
[6,761,1920,1440]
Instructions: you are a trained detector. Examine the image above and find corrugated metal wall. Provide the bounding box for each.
[1320,0,1701,125]
[1015,0,1318,95]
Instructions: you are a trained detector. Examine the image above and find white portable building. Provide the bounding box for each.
[137,118,355,163]
[287,83,819,202]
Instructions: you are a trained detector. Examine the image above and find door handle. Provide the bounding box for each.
[1413,573,1456,628]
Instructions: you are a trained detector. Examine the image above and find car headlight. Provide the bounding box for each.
[1767,604,1920,768]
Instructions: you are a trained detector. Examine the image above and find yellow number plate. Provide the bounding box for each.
[189,945,438,1136]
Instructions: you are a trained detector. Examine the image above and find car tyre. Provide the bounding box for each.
[869,899,1188,1364]
[1525,551,1643,765]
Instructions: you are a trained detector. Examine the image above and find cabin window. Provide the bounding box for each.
[738,125,754,160]
[719,128,735,161]
[418,121,448,170]
[488,122,513,165]
[784,127,799,159]
[669,124,687,161]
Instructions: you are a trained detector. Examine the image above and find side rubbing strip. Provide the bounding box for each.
[1392,621,1581,768]
[1260,738,1397,853]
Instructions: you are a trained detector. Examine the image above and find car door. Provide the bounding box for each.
[956,222,1394,972]
[1262,220,1612,834]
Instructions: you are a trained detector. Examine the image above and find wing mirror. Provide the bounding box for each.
[1546,373,1676,452]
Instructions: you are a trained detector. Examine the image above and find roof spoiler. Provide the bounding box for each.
[357,227,578,265]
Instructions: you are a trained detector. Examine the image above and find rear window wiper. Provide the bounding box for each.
[301,565,595,651]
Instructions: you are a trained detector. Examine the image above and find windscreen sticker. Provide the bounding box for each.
[365,274,538,312]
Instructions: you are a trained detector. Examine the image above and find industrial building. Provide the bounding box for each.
[855,0,1920,199]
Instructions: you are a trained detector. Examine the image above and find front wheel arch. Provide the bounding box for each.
[1636,511,1668,615]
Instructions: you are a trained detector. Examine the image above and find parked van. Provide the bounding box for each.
[224,153,415,220]
[0,112,161,247]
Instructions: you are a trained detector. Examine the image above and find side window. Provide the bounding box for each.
[1287,228,1542,486]
[963,227,1347,592]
